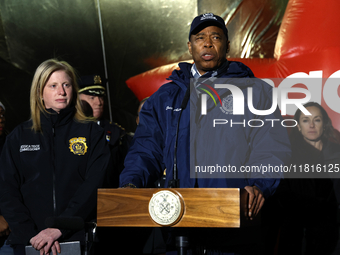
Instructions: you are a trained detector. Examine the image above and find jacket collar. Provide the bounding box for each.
[168,60,255,92]
[41,106,75,128]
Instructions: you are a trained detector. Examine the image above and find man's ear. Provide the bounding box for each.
[226,40,230,54]
[187,41,192,55]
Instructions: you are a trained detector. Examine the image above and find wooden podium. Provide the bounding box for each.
[97,188,258,228]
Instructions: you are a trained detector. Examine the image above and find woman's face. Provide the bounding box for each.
[42,70,73,113]
[298,106,324,143]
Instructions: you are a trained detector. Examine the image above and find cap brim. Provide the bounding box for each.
[79,89,106,97]
[192,20,225,35]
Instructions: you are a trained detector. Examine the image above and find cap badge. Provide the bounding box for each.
[201,13,217,21]
[94,75,102,85]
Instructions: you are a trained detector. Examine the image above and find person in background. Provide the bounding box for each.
[275,102,339,255]
[78,75,132,186]
[0,59,111,255]
[0,102,14,255]
[0,102,6,154]
[136,97,149,125]
[78,75,133,254]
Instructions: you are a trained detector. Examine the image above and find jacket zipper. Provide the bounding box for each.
[52,125,57,216]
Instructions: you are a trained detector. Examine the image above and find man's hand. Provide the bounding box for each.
[120,183,136,188]
[30,228,62,255]
[0,215,10,237]
[244,185,265,220]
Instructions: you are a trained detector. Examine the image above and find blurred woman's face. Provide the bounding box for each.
[42,70,73,113]
[0,106,5,136]
[298,106,324,143]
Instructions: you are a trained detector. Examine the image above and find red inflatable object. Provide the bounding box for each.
[126,0,340,130]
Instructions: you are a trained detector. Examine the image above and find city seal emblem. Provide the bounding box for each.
[220,94,233,114]
[69,137,88,156]
[148,190,184,226]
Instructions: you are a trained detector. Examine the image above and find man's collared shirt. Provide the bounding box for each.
[191,63,202,79]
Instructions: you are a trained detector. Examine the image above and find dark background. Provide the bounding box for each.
[0,0,288,133]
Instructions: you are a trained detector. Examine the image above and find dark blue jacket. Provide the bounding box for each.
[120,61,291,197]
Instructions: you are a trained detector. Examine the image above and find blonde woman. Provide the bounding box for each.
[0,59,111,255]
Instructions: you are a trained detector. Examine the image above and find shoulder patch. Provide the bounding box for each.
[114,122,126,131]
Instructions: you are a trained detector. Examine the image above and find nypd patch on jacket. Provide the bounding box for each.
[0,107,111,245]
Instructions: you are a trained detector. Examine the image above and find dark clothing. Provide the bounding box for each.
[99,119,125,147]
[90,119,132,255]
[274,138,339,255]
[99,119,132,187]
[0,135,5,155]
[0,107,111,245]
[0,134,8,249]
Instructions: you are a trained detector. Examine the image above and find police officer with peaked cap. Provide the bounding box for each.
[78,75,132,185]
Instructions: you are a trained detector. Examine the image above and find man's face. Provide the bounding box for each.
[0,106,5,136]
[79,93,104,119]
[188,26,229,75]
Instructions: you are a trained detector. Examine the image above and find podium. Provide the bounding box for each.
[97,188,259,228]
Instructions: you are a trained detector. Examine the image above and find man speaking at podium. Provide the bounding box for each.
[120,13,291,254]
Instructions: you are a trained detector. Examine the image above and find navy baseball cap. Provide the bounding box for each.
[78,75,106,96]
[189,13,228,41]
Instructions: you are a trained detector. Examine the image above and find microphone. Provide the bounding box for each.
[168,88,190,188]
[45,216,84,231]
[180,87,191,110]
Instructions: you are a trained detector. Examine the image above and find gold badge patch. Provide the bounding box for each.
[69,137,88,155]
[94,75,102,84]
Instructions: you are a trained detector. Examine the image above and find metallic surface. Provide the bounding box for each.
[0,0,287,132]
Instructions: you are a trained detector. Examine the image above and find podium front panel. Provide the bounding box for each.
[97,188,247,228]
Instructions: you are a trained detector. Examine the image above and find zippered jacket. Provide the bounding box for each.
[0,107,111,245]
[120,61,291,197]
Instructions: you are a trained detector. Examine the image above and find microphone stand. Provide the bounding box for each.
[168,87,190,188]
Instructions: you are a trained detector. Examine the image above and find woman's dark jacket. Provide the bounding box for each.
[0,107,111,245]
